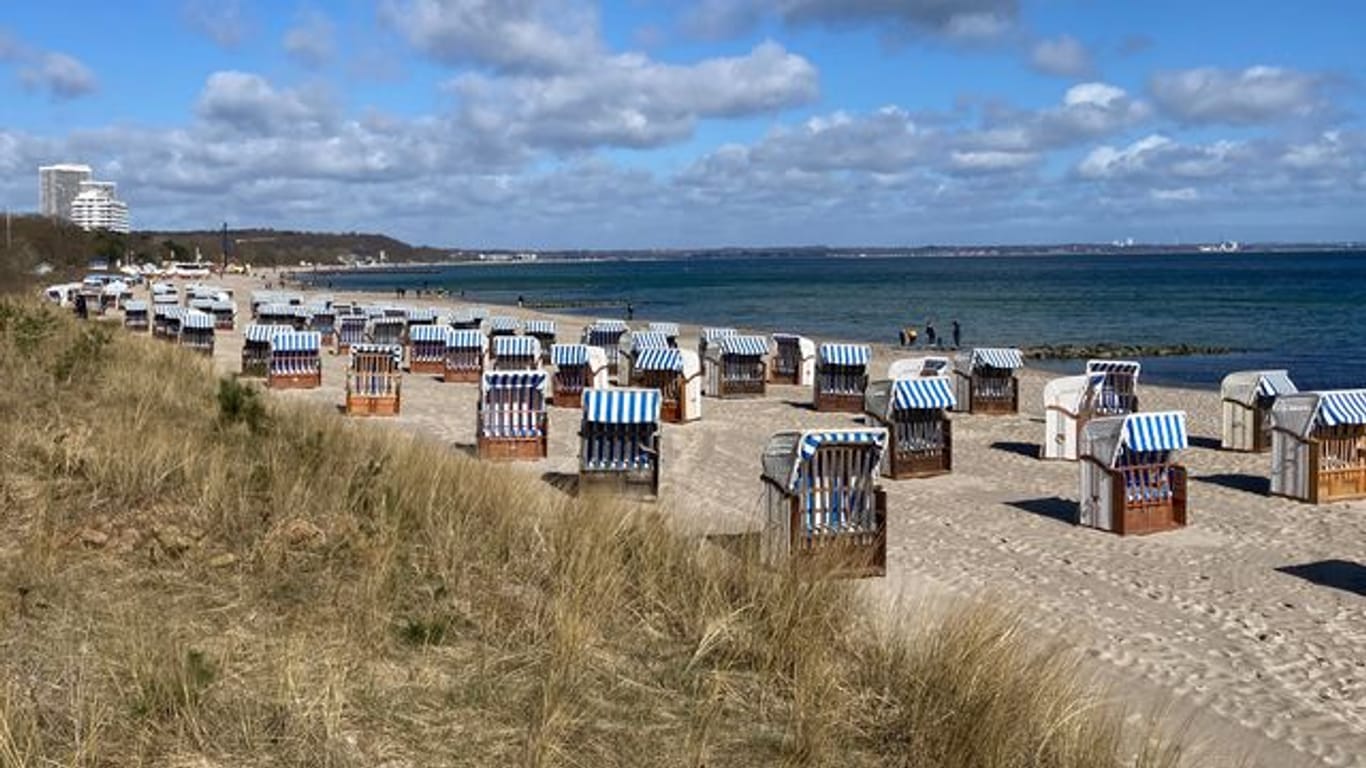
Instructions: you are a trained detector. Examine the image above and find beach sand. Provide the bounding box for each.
[196,273,1364,767]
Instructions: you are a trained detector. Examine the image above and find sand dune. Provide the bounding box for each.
[200,274,1365,767]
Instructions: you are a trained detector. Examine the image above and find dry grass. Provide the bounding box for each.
[0,299,1184,767]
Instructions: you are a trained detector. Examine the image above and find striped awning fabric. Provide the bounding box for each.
[718,335,769,357]
[258,302,295,317]
[124,300,148,312]
[488,316,520,332]
[1257,371,1297,398]
[493,335,540,357]
[181,311,215,330]
[630,331,671,351]
[971,347,1024,370]
[796,429,887,460]
[161,306,187,321]
[339,315,366,327]
[270,331,322,353]
[406,307,438,323]
[292,306,315,319]
[1121,411,1188,452]
[893,376,957,410]
[153,295,179,305]
[245,324,289,343]
[372,316,406,328]
[647,321,679,337]
[1087,359,1141,375]
[591,318,629,332]
[409,324,454,344]
[772,333,804,344]
[700,327,736,342]
[818,343,870,366]
[349,343,403,364]
[153,283,177,295]
[636,348,684,372]
[583,388,661,424]
[306,303,333,316]
[450,329,486,349]
[364,306,387,319]
[525,319,556,335]
[1316,390,1366,427]
[188,298,215,310]
[551,344,589,366]
[482,370,548,390]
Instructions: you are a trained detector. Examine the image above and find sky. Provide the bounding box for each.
[1,0,1363,249]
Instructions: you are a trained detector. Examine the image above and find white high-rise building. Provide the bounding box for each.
[39,163,92,220]
[69,180,130,234]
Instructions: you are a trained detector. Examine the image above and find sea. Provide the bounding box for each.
[304,251,1366,390]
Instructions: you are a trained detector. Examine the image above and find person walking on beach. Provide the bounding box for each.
[952,319,961,348]
[925,320,937,348]
[517,295,524,309]
[626,301,634,321]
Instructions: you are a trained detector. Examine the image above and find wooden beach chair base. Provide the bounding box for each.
[783,487,886,578]
[886,450,951,479]
[269,373,322,390]
[346,394,401,417]
[478,434,548,461]
[553,390,583,408]
[409,360,445,375]
[769,370,800,385]
[968,397,1019,415]
[814,391,864,413]
[1107,466,1188,535]
[713,381,766,399]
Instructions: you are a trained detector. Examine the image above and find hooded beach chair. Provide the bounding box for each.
[864,376,955,478]
[704,334,769,398]
[210,299,236,331]
[490,335,542,371]
[1085,359,1141,416]
[525,319,557,350]
[123,299,149,332]
[647,321,680,347]
[582,319,629,378]
[771,333,816,386]
[697,327,736,366]
[268,330,323,389]
[617,330,671,385]
[1270,389,1366,503]
[477,370,550,460]
[336,315,367,354]
[886,355,951,380]
[579,388,662,497]
[444,329,488,383]
[368,316,408,346]
[345,343,403,416]
[760,429,888,577]
[952,347,1023,414]
[814,343,871,412]
[307,304,337,343]
[408,324,454,374]
[635,348,702,423]
[1221,370,1297,452]
[179,310,216,355]
[1042,372,1108,461]
[487,316,520,337]
[242,324,290,377]
[550,344,609,407]
[1079,411,1189,534]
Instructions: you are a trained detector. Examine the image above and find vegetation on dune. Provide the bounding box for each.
[0,300,1181,766]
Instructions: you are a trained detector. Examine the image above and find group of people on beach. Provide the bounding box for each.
[900,318,961,349]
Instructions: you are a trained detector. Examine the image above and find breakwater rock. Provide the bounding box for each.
[1022,343,1237,360]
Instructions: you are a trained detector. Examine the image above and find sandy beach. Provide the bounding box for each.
[193,273,1365,767]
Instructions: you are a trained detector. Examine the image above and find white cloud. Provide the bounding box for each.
[1149,187,1198,202]
[684,0,1020,42]
[1150,65,1329,124]
[381,0,601,74]
[1077,135,1175,179]
[284,10,335,68]
[182,0,249,49]
[19,52,97,99]
[968,82,1149,152]
[196,71,336,135]
[1281,131,1351,172]
[949,150,1038,173]
[451,41,818,150]
[1029,34,1094,78]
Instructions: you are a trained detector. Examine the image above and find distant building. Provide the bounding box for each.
[69,180,130,233]
[39,163,92,219]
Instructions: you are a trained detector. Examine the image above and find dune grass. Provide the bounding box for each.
[0,299,1182,767]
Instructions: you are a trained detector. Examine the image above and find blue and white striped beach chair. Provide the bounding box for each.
[952,347,1023,414]
[864,376,956,479]
[1085,359,1141,416]
[478,370,549,460]
[490,334,542,371]
[704,334,769,398]
[345,343,403,415]
[268,330,323,389]
[582,319,629,378]
[814,343,871,412]
[579,388,662,496]
[1079,411,1188,534]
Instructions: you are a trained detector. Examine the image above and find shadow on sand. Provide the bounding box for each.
[991,441,1040,460]
[1187,435,1222,450]
[1006,497,1076,525]
[539,471,579,496]
[1194,473,1269,495]
[1276,560,1366,597]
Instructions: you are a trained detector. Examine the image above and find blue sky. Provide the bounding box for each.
[2,0,1363,248]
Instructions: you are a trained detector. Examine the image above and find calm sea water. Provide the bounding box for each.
[307,251,1366,390]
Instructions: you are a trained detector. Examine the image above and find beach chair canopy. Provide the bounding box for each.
[493,335,541,358]
[450,329,487,350]
[371,316,406,329]
[582,388,661,424]
[717,335,770,357]
[1044,373,1106,412]
[818,343,871,367]
[307,303,334,317]
[1084,411,1188,468]
[1221,370,1297,407]
[409,324,455,345]
[865,376,956,420]
[636,348,685,372]
[488,316,520,333]
[210,300,235,313]
[551,343,590,367]
[761,429,888,491]
[349,343,403,365]
[647,321,679,337]
[153,282,178,295]
[481,369,549,394]
[1086,359,1142,377]
[626,330,670,352]
[960,347,1024,372]
[590,318,628,333]
[406,307,439,323]
[1270,389,1366,438]
[887,356,951,379]
[700,327,737,343]
[245,324,290,343]
[525,319,556,336]
[124,299,148,313]
[270,330,322,353]
[182,310,215,330]
[257,302,295,318]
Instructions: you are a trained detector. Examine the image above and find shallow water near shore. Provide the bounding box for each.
[307,250,1366,390]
